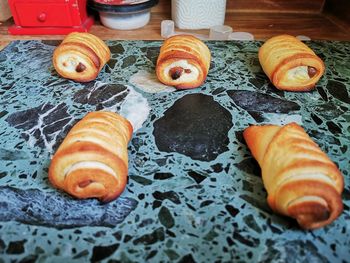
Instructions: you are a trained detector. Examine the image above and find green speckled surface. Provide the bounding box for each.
[0,39,349,262]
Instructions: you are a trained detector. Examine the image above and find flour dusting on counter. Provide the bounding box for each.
[262,113,303,126]
[97,83,150,131]
[119,86,150,131]
[130,70,175,93]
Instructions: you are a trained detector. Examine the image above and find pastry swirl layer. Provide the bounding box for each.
[53,32,111,82]
[258,35,325,91]
[49,111,133,202]
[243,122,343,229]
[156,35,211,89]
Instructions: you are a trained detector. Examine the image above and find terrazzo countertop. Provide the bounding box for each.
[0,39,349,262]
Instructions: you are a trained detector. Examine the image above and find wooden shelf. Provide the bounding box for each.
[0,8,349,51]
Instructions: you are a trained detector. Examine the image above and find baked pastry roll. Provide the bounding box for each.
[53,32,111,82]
[243,122,343,229]
[156,35,211,89]
[258,35,325,91]
[49,111,133,202]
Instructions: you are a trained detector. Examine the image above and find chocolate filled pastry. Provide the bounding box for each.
[156,35,211,89]
[258,35,325,91]
[53,32,111,82]
[243,122,343,229]
[49,111,133,202]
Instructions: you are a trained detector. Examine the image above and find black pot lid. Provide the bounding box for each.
[89,0,159,12]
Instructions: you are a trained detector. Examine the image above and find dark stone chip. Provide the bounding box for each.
[153,172,175,180]
[0,239,5,252]
[41,40,60,46]
[153,94,232,161]
[138,193,145,200]
[227,90,300,113]
[316,86,329,101]
[152,200,162,209]
[326,121,342,134]
[247,111,266,123]
[109,43,125,55]
[152,191,181,204]
[226,237,234,247]
[340,145,348,154]
[164,249,180,260]
[312,103,345,120]
[203,229,218,241]
[178,254,196,263]
[6,240,26,254]
[0,148,29,161]
[330,243,336,252]
[249,78,266,89]
[112,231,122,241]
[239,194,270,213]
[18,174,27,179]
[158,206,175,228]
[225,205,239,217]
[140,46,159,64]
[243,214,262,234]
[133,227,165,245]
[130,175,153,185]
[107,59,117,71]
[211,87,226,95]
[138,218,154,228]
[166,229,176,238]
[233,231,260,247]
[211,163,223,173]
[326,80,350,104]
[0,111,8,119]
[93,231,106,238]
[186,203,196,211]
[342,187,350,201]
[90,243,119,262]
[123,235,133,243]
[311,113,323,125]
[72,250,89,260]
[242,181,254,192]
[234,158,261,177]
[122,55,137,68]
[0,172,7,179]
[247,252,253,259]
[146,250,158,260]
[200,200,214,208]
[187,171,207,184]
[19,254,38,263]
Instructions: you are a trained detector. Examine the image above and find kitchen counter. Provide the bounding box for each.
[0,39,349,262]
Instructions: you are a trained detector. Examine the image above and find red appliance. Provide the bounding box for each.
[8,0,94,35]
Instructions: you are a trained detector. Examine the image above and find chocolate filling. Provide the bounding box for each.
[307,66,317,78]
[78,180,94,188]
[76,62,86,73]
[169,67,184,80]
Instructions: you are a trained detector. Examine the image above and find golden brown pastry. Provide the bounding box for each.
[53,32,111,82]
[49,111,133,202]
[156,35,211,89]
[243,122,343,229]
[258,35,325,91]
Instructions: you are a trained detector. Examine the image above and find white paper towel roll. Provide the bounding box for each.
[171,0,227,30]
